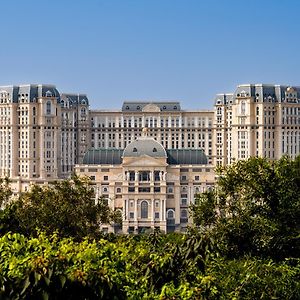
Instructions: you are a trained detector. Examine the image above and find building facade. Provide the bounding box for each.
[75,134,215,233]
[213,84,300,165]
[0,83,300,194]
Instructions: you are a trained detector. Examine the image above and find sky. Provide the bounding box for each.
[0,0,300,109]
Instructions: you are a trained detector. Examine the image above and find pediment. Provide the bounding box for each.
[142,103,161,112]
[123,154,168,167]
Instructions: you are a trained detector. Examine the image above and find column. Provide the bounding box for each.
[151,199,154,223]
[160,199,163,221]
[134,200,137,222]
[124,199,127,221]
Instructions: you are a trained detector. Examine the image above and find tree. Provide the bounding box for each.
[191,156,300,258]
[0,177,12,208]
[6,175,120,239]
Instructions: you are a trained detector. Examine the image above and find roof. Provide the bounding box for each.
[82,149,123,165]
[167,149,208,165]
[61,93,89,106]
[82,147,208,165]
[0,84,60,103]
[122,101,181,112]
[123,137,167,158]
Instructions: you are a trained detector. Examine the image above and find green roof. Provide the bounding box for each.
[82,148,208,165]
[166,149,207,165]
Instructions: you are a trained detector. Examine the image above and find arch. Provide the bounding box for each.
[45,90,52,97]
[167,209,175,219]
[141,201,148,219]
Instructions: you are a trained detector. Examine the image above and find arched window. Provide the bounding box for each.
[133,147,137,152]
[141,201,148,219]
[153,147,157,152]
[45,90,52,97]
[32,107,36,116]
[167,209,174,219]
[46,101,51,115]
[116,187,121,193]
[81,108,86,116]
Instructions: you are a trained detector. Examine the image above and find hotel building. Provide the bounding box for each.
[0,83,299,231]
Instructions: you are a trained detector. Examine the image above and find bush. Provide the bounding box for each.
[0,232,299,299]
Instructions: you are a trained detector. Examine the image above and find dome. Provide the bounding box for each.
[123,137,167,158]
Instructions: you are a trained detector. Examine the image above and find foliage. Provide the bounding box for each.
[191,156,300,258]
[0,175,121,240]
[0,157,300,298]
[0,232,299,299]
[0,177,12,208]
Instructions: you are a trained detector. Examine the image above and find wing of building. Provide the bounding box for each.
[75,135,214,233]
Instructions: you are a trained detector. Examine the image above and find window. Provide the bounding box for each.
[116,187,121,193]
[153,147,157,152]
[195,175,200,181]
[129,212,134,219]
[167,186,174,193]
[155,200,159,208]
[141,201,148,218]
[133,147,137,152]
[241,101,246,114]
[46,101,51,115]
[103,176,108,181]
[167,209,174,219]
[138,187,150,193]
[181,209,188,218]
[155,212,160,219]
[181,198,187,205]
[81,108,86,116]
[45,90,52,97]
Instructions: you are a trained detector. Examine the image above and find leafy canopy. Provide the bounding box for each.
[191,156,300,258]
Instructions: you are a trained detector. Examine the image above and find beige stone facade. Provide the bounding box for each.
[213,84,300,165]
[1,83,300,198]
[75,136,215,233]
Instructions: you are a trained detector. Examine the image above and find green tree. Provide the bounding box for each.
[6,175,120,239]
[0,177,12,208]
[191,156,300,258]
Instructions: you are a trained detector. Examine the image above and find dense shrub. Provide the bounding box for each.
[0,232,299,299]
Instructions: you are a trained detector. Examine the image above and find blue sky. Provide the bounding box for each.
[0,0,299,109]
